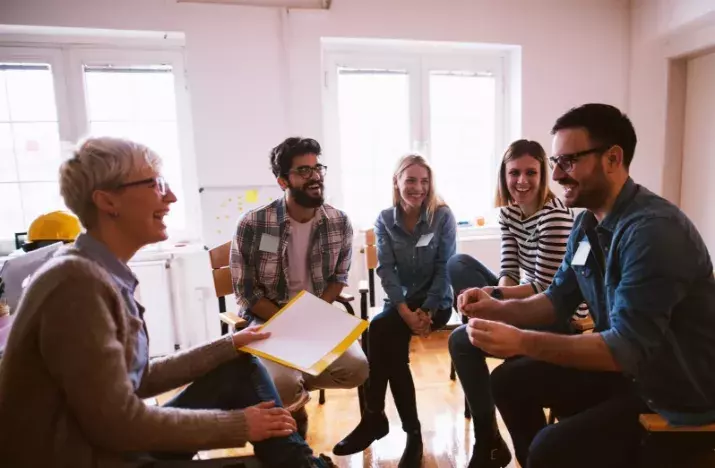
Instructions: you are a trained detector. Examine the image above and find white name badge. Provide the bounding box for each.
[571,240,591,266]
[416,233,434,247]
[259,234,280,254]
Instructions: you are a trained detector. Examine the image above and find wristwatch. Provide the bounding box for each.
[490,288,504,300]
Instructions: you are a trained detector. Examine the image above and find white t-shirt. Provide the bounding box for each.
[286,216,315,299]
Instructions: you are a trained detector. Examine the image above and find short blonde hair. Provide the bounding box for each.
[59,136,162,229]
[392,154,446,225]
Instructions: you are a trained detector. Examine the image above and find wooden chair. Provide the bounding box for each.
[208,240,361,407]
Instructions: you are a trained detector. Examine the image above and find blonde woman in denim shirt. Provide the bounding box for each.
[333,155,456,466]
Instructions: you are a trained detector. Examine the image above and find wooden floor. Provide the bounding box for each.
[188,330,520,467]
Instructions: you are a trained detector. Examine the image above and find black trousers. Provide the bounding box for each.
[492,357,715,468]
[365,299,451,432]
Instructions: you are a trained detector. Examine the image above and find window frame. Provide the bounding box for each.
[0,41,200,245]
[322,41,510,235]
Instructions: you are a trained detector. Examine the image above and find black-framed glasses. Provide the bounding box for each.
[116,176,169,196]
[548,146,609,173]
[288,164,328,179]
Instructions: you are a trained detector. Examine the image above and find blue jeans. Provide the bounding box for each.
[146,355,318,467]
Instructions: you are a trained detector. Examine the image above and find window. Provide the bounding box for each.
[323,43,510,232]
[83,64,186,231]
[0,44,197,244]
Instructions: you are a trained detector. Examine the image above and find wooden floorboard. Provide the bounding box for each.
[194,330,520,467]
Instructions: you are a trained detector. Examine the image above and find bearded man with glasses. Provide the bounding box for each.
[229,137,368,438]
[456,104,715,468]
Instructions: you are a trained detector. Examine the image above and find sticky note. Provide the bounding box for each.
[246,190,258,203]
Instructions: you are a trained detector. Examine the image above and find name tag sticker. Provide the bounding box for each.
[259,234,280,254]
[416,233,434,247]
[571,240,591,266]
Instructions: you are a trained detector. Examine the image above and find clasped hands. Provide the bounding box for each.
[457,286,525,358]
[398,304,433,338]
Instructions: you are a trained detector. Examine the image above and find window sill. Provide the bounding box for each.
[457,224,501,241]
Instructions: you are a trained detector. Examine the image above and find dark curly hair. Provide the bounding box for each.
[270,137,322,178]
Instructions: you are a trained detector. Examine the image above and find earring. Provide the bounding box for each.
[110,211,119,218]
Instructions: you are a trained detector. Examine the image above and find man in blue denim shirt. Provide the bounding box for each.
[458,104,715,468]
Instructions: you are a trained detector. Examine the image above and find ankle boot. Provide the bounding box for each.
[332,410,389,456]
[468,432,512,468]
[398,430,423,468]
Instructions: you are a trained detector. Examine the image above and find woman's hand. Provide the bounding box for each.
[413,308,433,337]
[398,304,431,336]
[232,325,271,349]
[244,401,297,441]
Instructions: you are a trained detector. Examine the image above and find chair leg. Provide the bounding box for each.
[319,388,326,405]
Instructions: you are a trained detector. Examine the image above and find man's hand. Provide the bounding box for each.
[458,287,502,318]
[232,325,271,349]
[466,318,524,358]
[480,286,495,297]
[244,401,297,441]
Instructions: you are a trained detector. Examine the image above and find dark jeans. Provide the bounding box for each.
[141,355,316,467]
[447,253,498,296]
[365,299,451,433]
[491,356,647,468]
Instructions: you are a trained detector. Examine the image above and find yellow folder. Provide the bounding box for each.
[240,291,368,376]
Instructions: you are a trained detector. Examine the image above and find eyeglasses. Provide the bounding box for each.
[116,176,169,196]
[548,146,609,173]
[288,164,328,179]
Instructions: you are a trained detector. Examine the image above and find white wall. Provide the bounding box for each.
[629,0,715,201]
[680,50,715,255]
[0,0,630,294]
[0,0,630,187]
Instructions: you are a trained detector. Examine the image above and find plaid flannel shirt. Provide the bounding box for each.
[230,197,353,321]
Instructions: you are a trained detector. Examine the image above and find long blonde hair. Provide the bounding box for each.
[392,154,446,225]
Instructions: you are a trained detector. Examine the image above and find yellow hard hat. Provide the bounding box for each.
[27,211,82,243]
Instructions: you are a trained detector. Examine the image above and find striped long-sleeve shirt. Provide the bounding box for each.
[498,197,589,319]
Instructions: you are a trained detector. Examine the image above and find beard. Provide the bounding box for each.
[288,180,325,208]
[559,164,610,210]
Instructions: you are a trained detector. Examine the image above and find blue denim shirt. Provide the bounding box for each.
[375,205,457,311]
[74,234,149,391]
[545,178,715,423]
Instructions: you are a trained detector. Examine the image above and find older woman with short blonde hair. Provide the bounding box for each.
[0,136,333,468]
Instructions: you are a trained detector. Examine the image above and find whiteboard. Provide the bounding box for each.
[199,185,285,249]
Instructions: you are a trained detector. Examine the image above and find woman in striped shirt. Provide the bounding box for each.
[447,139,585,468]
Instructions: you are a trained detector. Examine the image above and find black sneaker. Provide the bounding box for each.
[332,411,390,456]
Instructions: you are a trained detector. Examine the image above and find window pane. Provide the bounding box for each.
[0,183,23,240]
[0,123,17,182]
[20,182,66,228]
[429,71,496,224]
[4,64,58,122]
[337,68,411,230]
[85,65,185,232]
[84,66,176,122]
[13,122,63,182]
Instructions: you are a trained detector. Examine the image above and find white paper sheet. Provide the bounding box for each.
[242,291,365,372]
